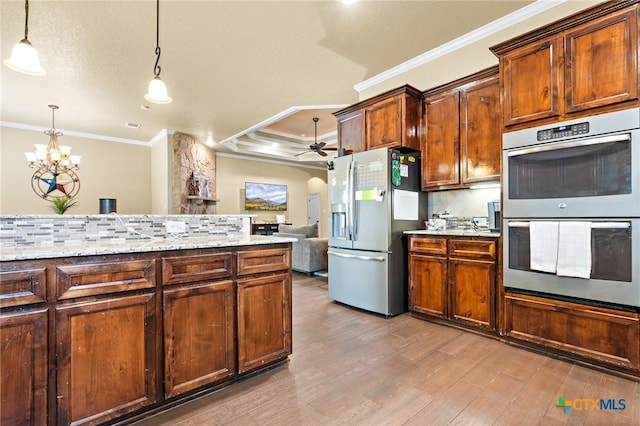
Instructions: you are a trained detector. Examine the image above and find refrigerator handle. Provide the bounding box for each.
[347,160,354,240]
[351,161,358,241]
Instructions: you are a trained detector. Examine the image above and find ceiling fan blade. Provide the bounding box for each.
[295,150,312,156]
[316,141,327,149]
[318,150,328,157]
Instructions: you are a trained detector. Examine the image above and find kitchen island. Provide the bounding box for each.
[1,215,295,425]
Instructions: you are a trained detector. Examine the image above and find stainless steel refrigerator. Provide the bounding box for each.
[327,147,427,316]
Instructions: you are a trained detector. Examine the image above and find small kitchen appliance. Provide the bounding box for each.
[487,200,500,232]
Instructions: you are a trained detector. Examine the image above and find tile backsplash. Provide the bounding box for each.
[428,187,500,219]
[0,214,253,247]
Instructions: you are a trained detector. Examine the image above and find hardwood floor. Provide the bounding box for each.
[134,273,639,425]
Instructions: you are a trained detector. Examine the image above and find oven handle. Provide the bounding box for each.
[507,221,630,229]
[506,133,631,157]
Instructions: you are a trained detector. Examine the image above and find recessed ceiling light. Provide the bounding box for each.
[124,122,142,129]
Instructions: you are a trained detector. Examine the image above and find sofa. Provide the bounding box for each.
[273,223,328,275]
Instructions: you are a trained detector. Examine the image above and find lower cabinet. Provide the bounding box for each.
[55,293,158,426]
[0,308,48,426]
[237,272,292,374]
[504,292,640,373]
[163,280,236,397]
[408,235,498,333]
[0,243,292,425]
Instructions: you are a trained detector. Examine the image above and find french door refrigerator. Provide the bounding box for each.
[327,147,427,316]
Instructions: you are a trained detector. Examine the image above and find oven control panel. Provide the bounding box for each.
[537,122,590,141]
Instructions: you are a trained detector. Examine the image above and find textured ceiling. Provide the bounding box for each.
[1,0,535,165]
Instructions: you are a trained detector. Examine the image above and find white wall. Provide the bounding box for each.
[216,153,328,237]
[0,125,151,214]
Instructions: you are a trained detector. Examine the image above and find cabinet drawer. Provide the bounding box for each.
[162,252,232,285]
[57,259,156,299]
[0,268,47,308]
[409,237,447,255]
[237,247,291,276]
[505,293,640,371]
[449,239,496,260]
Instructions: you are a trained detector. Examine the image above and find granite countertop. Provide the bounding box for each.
[1,235,297,262]
[404,229,501,238]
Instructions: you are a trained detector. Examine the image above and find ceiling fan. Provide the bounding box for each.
[295,117,338,157]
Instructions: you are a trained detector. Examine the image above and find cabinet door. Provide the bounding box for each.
[460,76,501,184]
[0,308,48,426]
[422,90,460,189]
[408,254,448,318]
[237,272,291,374]
[163,280,235,397]
[337,109,365,153]
[56,293,157,426]
[501,36,563,126]
[449,258,495,330]
[565,7,638,113]
[366,96,403,150]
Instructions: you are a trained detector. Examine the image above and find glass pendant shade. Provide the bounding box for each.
[4,39,45,76]
[144,76,171,104]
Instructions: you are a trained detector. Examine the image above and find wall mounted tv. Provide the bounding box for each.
[244,182,287,211]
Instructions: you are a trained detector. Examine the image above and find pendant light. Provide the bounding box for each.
[144,0,171,104]
[4,0,45,76]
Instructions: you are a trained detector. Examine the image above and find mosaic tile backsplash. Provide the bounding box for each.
[0,214,252,247]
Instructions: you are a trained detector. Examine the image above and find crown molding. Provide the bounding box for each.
[354,0,566,93]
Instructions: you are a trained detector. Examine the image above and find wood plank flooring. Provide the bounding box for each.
[134,273,639,425]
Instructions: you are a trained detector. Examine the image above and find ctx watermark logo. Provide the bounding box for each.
[555,396,626,414]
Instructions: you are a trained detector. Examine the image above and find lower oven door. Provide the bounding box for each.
[503,218,639,308]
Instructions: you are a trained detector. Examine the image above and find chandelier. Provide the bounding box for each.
[25,105,81,200]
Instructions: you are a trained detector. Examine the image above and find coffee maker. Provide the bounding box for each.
[488,200,500,232]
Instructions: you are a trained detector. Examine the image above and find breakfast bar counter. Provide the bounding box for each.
[0,214,295,425]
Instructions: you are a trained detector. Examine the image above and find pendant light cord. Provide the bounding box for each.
[23,0,30,41]
[152,0,162,78]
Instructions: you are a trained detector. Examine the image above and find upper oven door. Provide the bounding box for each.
[503,128,639,218]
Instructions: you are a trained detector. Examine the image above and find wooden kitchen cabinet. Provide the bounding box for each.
[236,246,292,374]
[56,292,158,426]
[448,239,497,331]
[0,308,48,426]
[408,235,498,334]
[336,109,365,153]
[408,237,448,318]
[163,280,235,397]
[333,85,421,153]
[1,243,293,425]
[237,272,291,374]
[0,266,49,425]
[423,90,460,189]
[504,292,640,374]
[162,252,235,397]
[491,1,639,128]
[422,67,501,190]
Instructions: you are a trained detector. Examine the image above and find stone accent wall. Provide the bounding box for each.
[0,214,251,247]
[172,132,217,214]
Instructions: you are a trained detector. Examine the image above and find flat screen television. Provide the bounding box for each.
[244,182,287,211]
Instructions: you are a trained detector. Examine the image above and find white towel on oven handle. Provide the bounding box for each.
[529,221,559,273]
[557,221,592,279]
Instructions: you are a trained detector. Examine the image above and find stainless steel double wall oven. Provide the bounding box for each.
[502,108,640,308]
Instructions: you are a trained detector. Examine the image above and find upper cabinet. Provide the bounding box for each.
[333,85,421,153]
[491,1,639,129]
[422,67,501,191]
